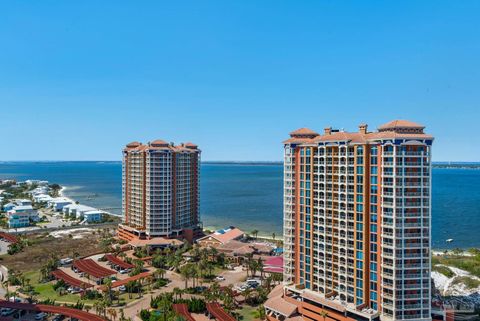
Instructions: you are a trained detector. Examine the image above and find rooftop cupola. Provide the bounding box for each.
[289,128,319,139]
[378,120,425,134]
[126,141,141,148]
[184,142,198,149]
[149,139,169,147]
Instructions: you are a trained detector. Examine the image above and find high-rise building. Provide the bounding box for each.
[266,120,433,321]
[117,139,201,243]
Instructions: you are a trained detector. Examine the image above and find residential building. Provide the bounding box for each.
[267,120,433,321]
[14,199,32,206]
[196,227,245,248]
[11,205,35,215]
[48,197,73,211]
[2,203,16,212]
[7,211,30,228]
[82,210,103,223]
[33,194,53,203]
[6,204,38,228]
[118,140,201,243]
[63,204,96,218]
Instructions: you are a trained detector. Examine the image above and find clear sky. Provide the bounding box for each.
[0,1,478,162]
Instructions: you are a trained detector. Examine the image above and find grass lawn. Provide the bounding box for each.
[452,276,480,289]
[23,270,97,305]
[432,265,454,278]
[237,305,260,321]
[432,254,480,278]
[24,270,146,306]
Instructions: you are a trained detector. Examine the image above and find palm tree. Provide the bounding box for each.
[173,287,183,300]
[108,308,117,321]
[249,259,259,277]
[126,281,135,299]
[244,253,253,277]
[320,310,329,321]
[271,232,276,241]
[198,259,208,278]
[222,285,236,312]
[155,267,166,280]
[251,230,259,240]
[257,258,265,279]
[209,247,218,261]
[179,265,193,289]
[264,276,273,292]
[93,301,103,316]
[253,305,266,320]
[103,278,113,305]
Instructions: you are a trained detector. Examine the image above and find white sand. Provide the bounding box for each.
[432,264,480,296]
[49,228,94,239]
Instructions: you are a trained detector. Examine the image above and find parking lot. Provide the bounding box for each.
[1,302,76,321]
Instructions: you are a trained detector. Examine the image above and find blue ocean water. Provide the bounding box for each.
[0,161,478,249]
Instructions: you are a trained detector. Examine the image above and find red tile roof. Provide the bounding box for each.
[51,269,93,289]
[264,296,297,317]
[198,227,245,245]
[128,237,184,248]
[184,142,198,149]
[378,119,425,130]
[104,254,135,269]
[99,271,152,290]
[126,141,141,148]
[150,139,169,147]
[173,304,196,321]
[0,232,18,244]
[73,259,116,279]
[124,140,200,152]
[289,128,319,137]
[207,303,236,321]
[285,120,432,146]
[0,301,106,321]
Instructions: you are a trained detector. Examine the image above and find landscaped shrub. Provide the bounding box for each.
[52,280,67,291]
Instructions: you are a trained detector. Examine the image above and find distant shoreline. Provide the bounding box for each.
[1,160,480,168]
[60,185,119,217]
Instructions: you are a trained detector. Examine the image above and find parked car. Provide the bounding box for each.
[35,312,47,320]
[8,296,21,302]
[52,314,65,321]
[13,309,27,318]
[215,276,225,281]
[59,258,73,265]
[1,308,14,316]
[119,285,126,292]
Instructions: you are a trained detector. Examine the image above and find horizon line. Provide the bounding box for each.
[1,160,479,164]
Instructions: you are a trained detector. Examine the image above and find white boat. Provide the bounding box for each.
[446,239,453,243]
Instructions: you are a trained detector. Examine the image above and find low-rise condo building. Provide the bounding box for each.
[118,140,201,243]
[266,120,433,321]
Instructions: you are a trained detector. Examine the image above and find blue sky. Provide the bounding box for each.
[0,1,478,161]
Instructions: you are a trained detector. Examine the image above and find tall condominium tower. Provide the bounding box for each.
[118,140,201,242]
[273,120,433,321]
